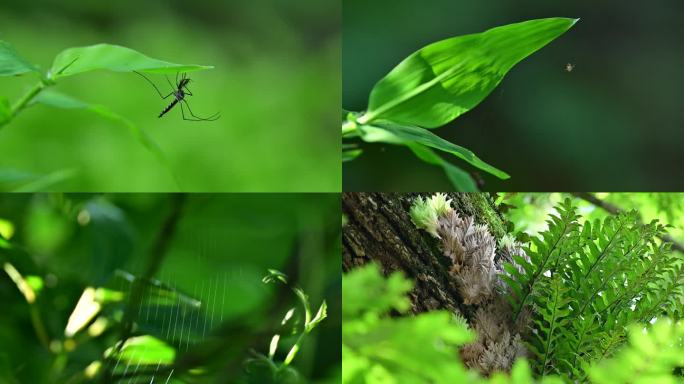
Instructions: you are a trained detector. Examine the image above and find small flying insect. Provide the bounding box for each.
[565,63,575,72]
[134,71,220,121]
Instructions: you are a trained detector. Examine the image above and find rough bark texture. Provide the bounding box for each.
[342,192,507,322]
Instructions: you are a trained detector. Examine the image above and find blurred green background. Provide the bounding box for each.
[343,0,684,191]
[0,0,340,192]
[0,193,341,383]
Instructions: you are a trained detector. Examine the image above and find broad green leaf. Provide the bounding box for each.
[0,96,11,126]
[32,90,180,189]
[408,143,478,191]
[361,18,577,127]
[50,43,213,79]
[358,121,509,179]
[0,40,39,76]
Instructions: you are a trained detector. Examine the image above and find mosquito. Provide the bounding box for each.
[134,71,220,121]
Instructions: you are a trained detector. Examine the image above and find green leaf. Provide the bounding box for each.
[588,319,684,384]
[32,90,179,189]
[342,263,413,319]
[358,120,509,179]
[407,143,478,191]
[306,301,327,332]
[0,96,11,127]
[343,263,474,383]
[342,149,363,162]
[342,143,362,162]
[0,40,39,76]
[510,359,534,384]
[106,335,175,370]
[360,18,577,127]
[263,269,289,285]
[49,43,213,79]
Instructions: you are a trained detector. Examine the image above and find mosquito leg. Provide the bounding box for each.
[134,71,174,99]
[184,86,193,96]
[180,103,201,121]
[179,101,206,122]
[179,102,189,121]
[181,99,220,121]
[165,75,175,90]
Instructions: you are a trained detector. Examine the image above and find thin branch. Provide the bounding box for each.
[572,192,684,254]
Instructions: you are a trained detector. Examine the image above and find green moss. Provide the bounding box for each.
[450,194,507,240]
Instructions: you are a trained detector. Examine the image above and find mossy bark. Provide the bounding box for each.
[342,192,507,321]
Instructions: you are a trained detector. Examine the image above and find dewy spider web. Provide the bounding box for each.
[106,236,246,383]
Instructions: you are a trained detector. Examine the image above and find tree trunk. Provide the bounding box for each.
[343,192,530,375]
[342,192,507,321]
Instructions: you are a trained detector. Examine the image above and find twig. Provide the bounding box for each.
[572,192,684,254]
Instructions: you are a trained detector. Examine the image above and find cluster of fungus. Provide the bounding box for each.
[410,194,529,375]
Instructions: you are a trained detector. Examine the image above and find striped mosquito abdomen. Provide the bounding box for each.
[159,91,184,118]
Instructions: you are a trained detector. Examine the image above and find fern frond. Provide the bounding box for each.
[504,198,579,322]
[528,277,572,376]
[637,259,684,322]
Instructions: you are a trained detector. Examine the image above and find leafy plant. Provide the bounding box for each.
[342,18,577,190]
[502,199,682,380]
[588,318,684,384]
[342,263,562,384]
[343,262,684,384]
[244,269,328,384]
[0,41,214,191]
[0,194,338,383]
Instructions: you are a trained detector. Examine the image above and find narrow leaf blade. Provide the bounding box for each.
[408,143,478,191]
[359,121,509,179]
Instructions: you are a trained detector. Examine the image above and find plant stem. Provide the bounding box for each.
[30,305,50,349]
[342,120,357,136]
[7,80,48,123]
[282,331,306,366]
